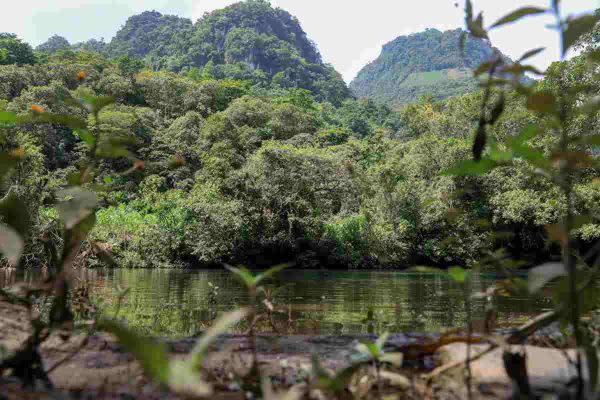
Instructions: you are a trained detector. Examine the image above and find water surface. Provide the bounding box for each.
[0,268,553,337]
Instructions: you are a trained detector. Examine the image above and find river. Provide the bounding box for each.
[0,268,554,337]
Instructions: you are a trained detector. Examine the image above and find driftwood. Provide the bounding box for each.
[424,310,558,381]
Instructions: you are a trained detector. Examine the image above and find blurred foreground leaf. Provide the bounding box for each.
[528,262,565,293]
[0,223,23,266]
[443,158,497,176]
[490,7,547,29]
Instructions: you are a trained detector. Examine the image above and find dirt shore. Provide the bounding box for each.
[0,296,592,399]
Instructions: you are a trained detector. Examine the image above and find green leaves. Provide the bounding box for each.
[510,141,547,168]
[100,318,170,383]
[226,263,291,289]
[0,190,30,238]
[500,63,545,77]
[74,128,96,147]
[469,14,488,39]
[517,47,545,63]
[562,14,600,56]
[96,135,135,159]
[356,332,404,368]
[189,308,248,370]
[552,274,600,320]
[464,0,488,39]
[0,151,18,183]
[257,263,292,283]
[465,0,473,25]
[588,49,600,63]
[311,354,362,395]
[314,331,406,394]
[56,188,98,230]
[505,124,549,168]
[443,158,497,176]
[356,331,388,360]
[528,262,565,293]
[0,173,29,267]
[448,266,468,283]
[0,223,23,266]
[490,7,547,29]
[459,31,467,57]
[167,360,213,398]
[356,342,383,359]
[0,111,17,125]
[473,61,495,77]
[28,112,87,129]
[226,266,256,288]
[375,331,389,352]
[81,95,115,114]
[514,124,541,144]
[102,309,248,398]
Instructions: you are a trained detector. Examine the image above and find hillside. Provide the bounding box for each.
[349,28,504,106]
[5,1,597,272]
[105,10,193,64]
[38,0,349,105]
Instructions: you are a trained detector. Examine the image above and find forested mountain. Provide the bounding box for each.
[105,11,193,65]
[350,28,507,106]
[0,1,598,270]
[36,35,71,54]
[35,0,349,105]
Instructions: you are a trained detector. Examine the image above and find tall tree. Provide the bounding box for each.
[0,33,35,65]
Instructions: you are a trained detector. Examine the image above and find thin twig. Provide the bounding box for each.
[464,278,473,400]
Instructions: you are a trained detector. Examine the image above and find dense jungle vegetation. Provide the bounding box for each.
[0,1,598,271]
[0,0,600,398]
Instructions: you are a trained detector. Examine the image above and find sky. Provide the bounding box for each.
[4,0,599,82]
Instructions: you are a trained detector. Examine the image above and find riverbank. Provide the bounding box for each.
[1,331,588,399]
[1,293,592,400]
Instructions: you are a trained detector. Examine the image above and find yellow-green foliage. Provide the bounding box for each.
[0,23,597,269]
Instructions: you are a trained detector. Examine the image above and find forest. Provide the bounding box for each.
[1,0,600,399]
[0,1,598,271]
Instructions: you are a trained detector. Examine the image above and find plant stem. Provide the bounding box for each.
[555,5,583,396]
[464,277,473,400]
[376,362,383,400]
[249,286,258,371]
[560,132,584,399]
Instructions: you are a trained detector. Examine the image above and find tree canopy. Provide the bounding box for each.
[0,1,598,270]
[0,33,35,66]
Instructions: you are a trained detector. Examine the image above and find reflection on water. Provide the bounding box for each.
[1,268,553,337]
